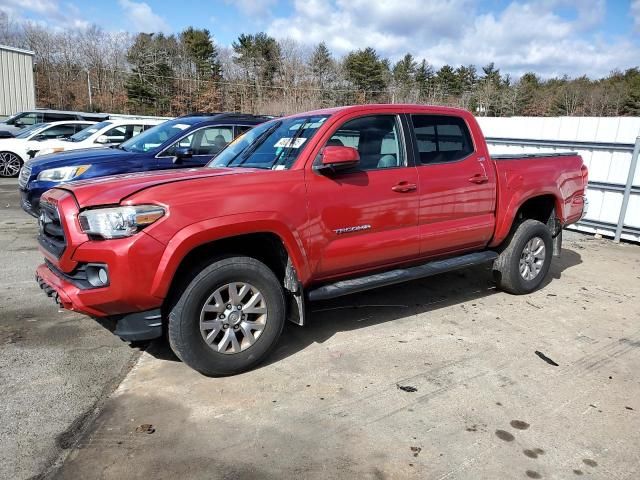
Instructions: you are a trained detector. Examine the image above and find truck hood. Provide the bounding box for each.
[56,167,254,208]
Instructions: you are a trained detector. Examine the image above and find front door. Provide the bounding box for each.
[156,125,235,168]
[305,114,420,280]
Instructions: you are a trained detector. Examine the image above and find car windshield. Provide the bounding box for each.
[118,118,197,153]
[210,115,329,170]
[69,121,112,142]
[15,123,49,139]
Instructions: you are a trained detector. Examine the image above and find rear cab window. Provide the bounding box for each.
[411,115,474,164]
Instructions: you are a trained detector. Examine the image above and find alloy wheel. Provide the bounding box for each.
[519,236,546,281]
[199,282,268,354]
[0,152,22,177]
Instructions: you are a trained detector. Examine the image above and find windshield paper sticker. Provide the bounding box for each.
[274,137,307,148]
[173,123,190,130]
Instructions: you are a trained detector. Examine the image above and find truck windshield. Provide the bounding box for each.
[118,118,199,153]
[210,115,330,170]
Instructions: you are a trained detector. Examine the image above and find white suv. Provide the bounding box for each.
[0,121,94,177]
[32,118,166,158]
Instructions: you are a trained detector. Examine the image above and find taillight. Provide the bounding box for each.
[581,164,588,186]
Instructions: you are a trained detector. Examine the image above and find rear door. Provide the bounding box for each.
[305,114,420,279]
[409,114,496,257]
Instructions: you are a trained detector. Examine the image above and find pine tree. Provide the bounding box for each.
[343,47,389,94]
[233,32,281,86]
[310,42,334,87]
[181,27,222,79]
[415,59,434,100]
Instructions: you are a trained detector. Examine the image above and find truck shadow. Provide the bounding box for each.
[264,247,582,368]
[147,248,582,367]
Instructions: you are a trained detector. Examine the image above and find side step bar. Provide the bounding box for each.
[307,251,498,302]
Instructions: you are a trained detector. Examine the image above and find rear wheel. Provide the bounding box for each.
[0,151,22,178]
[168,256,285,376]
[493,219,552,294]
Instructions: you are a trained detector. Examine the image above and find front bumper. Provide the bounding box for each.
[20,180,67,217]
[36,263,164,341]
[20,188,41,217]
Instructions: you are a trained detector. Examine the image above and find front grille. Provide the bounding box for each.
[18,164,32,189]
[37,201,67,257]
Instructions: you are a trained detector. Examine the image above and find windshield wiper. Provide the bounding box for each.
[272,119,309,169]
[228,122,281,167]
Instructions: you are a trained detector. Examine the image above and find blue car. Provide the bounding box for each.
[19,113,268,216]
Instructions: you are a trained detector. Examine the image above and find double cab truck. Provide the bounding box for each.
[34,105,588,376]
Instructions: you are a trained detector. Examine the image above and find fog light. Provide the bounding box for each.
[98,268,108,284]
[86,264,109,288]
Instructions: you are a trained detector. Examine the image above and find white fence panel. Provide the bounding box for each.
[477,116,640,243]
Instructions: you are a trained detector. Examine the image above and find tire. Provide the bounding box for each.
[168,256,286,376]
[493,219,552,295]
[0,151,23,178]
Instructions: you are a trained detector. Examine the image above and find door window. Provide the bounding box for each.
[14,112,42,126]
[38,124,77,139]
[163,126,234,156]
[103,125,128,143]
[325,115,404,170]
[411,115,474,164]
[234,125,253,138]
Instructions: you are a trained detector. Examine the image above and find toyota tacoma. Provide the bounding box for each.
[34,105,588,376]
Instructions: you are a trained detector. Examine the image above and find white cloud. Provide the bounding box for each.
[0,0,89,30]
[267,0,639,78]
[118,0,170,33]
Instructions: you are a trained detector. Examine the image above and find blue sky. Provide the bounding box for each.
[2,0,640,77]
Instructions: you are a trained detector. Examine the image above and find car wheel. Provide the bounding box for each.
[168,256,286,376]
[0,151,22,178]
[493,219,553,295]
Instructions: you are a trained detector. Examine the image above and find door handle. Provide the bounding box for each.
[469,174,489,184]
[391,182,417,193]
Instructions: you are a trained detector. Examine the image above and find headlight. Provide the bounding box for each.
[37,165,91,182]
[38,147,65,157]
[78,205,165,239]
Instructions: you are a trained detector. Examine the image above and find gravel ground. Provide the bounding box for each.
[1,175,639,480]
[56,222,640,479]
[0,178,138,480]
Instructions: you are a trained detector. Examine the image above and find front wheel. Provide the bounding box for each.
[0,151,23,178]
[168,256,286,376]
[493,219,553,295]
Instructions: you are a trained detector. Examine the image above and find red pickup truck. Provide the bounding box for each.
[35,105,588,375]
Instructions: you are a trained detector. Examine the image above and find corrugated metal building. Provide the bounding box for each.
[0,44,35,120]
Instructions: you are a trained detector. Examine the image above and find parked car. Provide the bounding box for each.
[30,118,166,158]
[0,109,107,137]
[19,113,268,216]
[33,104,588,376]
[0,121,95,177]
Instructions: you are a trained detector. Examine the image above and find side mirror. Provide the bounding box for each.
[14,120,23,128]
[95,135,110,144]
[314,146,360,173]
[173,146,193,164]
